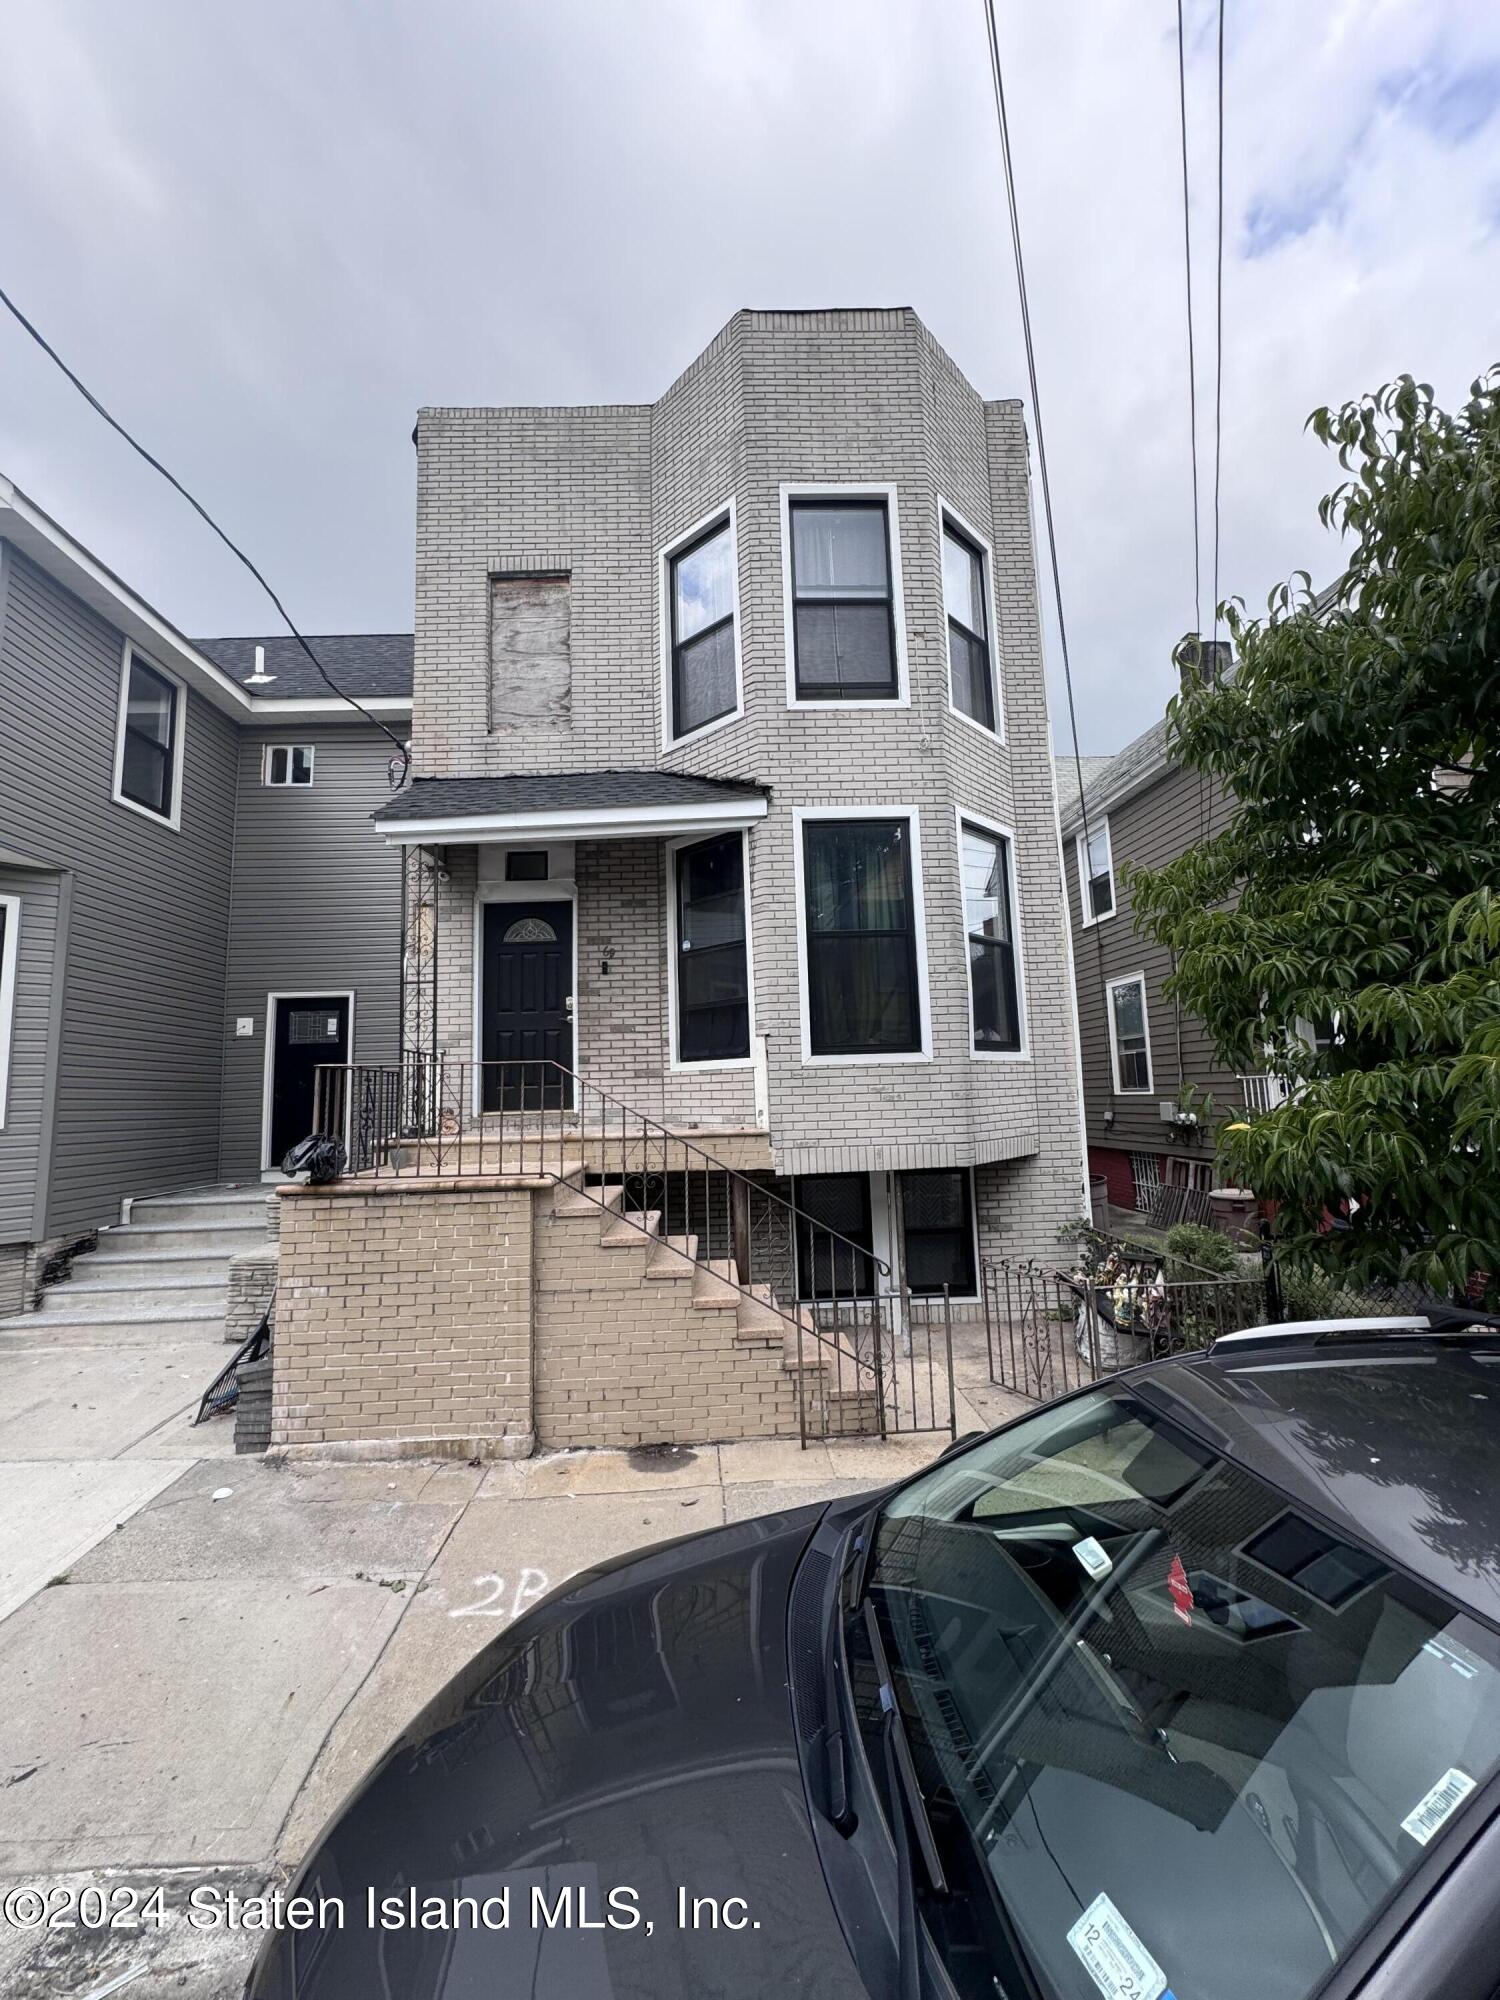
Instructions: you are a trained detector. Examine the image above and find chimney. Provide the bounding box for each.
[1172,632,1231,690]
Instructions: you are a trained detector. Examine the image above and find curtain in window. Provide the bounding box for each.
[962,823,1020,1052]
[791,501,896,699]
[676,833,749,1062]
[803,820,919,1055]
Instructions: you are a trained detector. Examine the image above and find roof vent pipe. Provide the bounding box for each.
[243,644,276,686]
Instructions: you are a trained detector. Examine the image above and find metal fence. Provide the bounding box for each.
[982,1227,1271,1403]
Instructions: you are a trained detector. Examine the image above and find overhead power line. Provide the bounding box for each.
[0,281,411,780]
[1175,0,1203,640]
[1212,0,1226,649]
[979,0,1117,1114]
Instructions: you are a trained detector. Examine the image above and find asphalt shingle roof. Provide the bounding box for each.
[193,633,413,700]
[373,770,768,823]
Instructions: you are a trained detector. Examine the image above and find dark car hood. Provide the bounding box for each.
[248,1504,870,2000]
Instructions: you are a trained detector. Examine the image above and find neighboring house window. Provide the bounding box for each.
[789,497,899,701]
[961,819,1022,1053]
[1077,819,1115,924]
[1108,974,1153,1092]
[0,894,18,1129]
[802,817,922,1057]
[674,831,750,1064]
[942,519,996,730]
[669,515,738,739]
[114,649,182,824]
[898,1168,978,1297]
[794,1173,876,1301]
[263,745,314,787]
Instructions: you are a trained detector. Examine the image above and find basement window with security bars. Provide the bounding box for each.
[794,1173,876,1301]
[789,497,899,701]
[898,1168,977,1297]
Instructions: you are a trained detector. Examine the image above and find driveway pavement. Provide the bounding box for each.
[0,1309,1026,1997]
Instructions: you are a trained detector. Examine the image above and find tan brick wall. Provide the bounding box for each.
[272,1180,536,1455]
[533,1200,800,1451]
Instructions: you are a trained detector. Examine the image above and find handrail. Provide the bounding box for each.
[309,1053,930,1439]
[315,1054,891,1283]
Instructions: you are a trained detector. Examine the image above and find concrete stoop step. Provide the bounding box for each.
[554,1173,879,1433]
[17,1182,270,1342]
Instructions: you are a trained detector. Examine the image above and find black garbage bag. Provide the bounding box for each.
[280,1133,347,1184]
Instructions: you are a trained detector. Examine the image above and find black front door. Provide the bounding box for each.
[270,995,350,1165]
[482,902,573,1109]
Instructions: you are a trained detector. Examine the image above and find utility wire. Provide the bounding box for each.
[1211,0,1226,651]
[0,282,411,780]
[1175,0,1202,640]
[980,0,1116,1118]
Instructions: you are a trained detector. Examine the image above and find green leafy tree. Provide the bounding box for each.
[1130,371,1500,1302]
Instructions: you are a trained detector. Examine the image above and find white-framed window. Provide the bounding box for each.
[660,500,743,746]
[781,483,909,708]
[667,828,753,1070]
[112,643,185,829]
[0,893,19,1129]
[939,502,1002,736]
[262,744,315,787]
[1076,817,1115,925]
[793,808,930,1063]
[957,809,1026,1057]
[897,1166,980,1299]
[1107,973,1154,1093]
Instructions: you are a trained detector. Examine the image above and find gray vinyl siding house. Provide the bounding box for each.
[1058,714,1245,1214]
[0,478,408,1311]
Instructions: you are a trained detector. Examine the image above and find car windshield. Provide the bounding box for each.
[852,1386,1500,2000]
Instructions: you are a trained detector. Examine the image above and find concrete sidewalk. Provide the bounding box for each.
[0,1312,1027,1996]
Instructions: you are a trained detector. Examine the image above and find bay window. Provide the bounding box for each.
[942,518,996,730]
[674,831,750,1064]
[669,514,738,739]
[789,497,899,700]
[961,819,1021,1053]
[801,816,923,1057]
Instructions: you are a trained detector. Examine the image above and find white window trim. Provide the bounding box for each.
[262,743,316,787]
[260,990,356,1171]
[937,497,1006,743]
[1076,816,1116,928]
[112,638,186,831]
[1106,971,1154,1095]
[0,893,19,1129]
[780,482,910,711]
[471,869,580,1115]
[658,497,745,751]
[665,827,756,1074]
[954,805,1029,1060]
[792,805,931,1065]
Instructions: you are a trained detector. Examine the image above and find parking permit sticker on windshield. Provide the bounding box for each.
[1073,1536,1113,1581]
[1401,1768,1475,1845]
[1066,1892,1170,2000]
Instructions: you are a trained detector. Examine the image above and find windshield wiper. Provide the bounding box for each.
[863,1599,947,2000]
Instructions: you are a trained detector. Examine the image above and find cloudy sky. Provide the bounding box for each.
[2,0,1498,752]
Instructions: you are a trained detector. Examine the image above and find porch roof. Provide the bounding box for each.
[373,769,769,845]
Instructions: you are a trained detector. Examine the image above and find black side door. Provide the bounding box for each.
[481,902,573,1109]
[270,995,350,1165]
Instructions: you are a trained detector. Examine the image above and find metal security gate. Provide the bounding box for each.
[983,1229,1271,1404]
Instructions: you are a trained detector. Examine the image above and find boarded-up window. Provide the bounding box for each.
[490,574,571,730]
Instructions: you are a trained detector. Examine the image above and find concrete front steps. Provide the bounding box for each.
[25,1185,270,1343]
[552,1176,881,1439]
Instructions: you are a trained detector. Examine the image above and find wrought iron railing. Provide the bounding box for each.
[309,1056,954,1444]
[982,1226,1270,1404]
